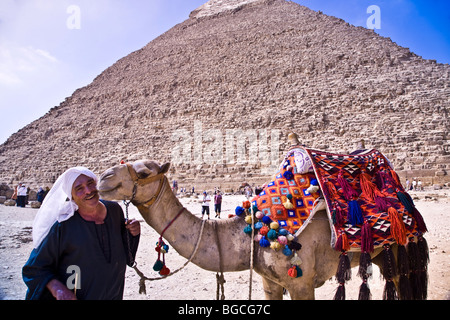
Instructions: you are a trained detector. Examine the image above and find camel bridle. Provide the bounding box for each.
[124,163,166,208]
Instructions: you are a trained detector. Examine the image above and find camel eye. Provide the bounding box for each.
[100,169,115,180]
[137,171,151,179]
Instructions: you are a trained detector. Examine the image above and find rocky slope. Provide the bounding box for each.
[0,0,449,191]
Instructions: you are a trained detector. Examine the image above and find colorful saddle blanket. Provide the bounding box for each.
[251,147,320,234]
[305,148,427,252]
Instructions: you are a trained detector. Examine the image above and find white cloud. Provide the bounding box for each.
[0,44,59,86]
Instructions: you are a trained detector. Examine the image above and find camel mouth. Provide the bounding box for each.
[98,182,122,196]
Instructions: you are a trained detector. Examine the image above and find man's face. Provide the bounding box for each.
[71,174,99,209]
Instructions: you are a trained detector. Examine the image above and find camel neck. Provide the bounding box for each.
[138,181,250,272]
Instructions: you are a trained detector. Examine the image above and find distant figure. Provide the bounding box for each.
[172,180,178,194]
[17,183,27,207]
[412,178,417,191]
[201,191,211,220]
[405,179,410,191]
[214,191,222,219]
[36,187,45,203]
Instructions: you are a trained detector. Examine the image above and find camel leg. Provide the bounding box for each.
[261,277,284,300]
[286,282,315,300]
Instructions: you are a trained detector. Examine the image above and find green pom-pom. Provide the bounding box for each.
[244,225,253,234]
[286,194,293,200]
[153,260,164,271]
[267,229,277,240]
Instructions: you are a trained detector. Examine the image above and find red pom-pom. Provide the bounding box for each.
[159,265,170,276]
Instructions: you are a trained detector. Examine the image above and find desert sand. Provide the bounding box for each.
[1,188,449,300]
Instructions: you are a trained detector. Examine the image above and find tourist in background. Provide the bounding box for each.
[214,190,222,219]
[16,183,27,207]
[201,191,211,220]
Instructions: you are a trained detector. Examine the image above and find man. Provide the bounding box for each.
[22,167,140,300]
[214,191,222,219]
[201,191,211,220]
[17,183,27,207]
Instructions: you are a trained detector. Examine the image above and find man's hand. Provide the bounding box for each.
[126,219,141,236]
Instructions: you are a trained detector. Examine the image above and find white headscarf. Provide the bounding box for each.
[32,167,98,249]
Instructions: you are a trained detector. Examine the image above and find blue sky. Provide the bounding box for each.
[0,0,449,144]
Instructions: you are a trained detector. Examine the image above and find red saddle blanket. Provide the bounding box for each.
[250,146,427,253]
[304,147,426,252]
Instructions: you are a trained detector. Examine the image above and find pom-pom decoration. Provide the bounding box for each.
[288,265,302,278]
[282,245,293,256]
[153,260,164,272]
[270,241,282,251]
[270,221,279,230]
[259,237,270,247]
[283,171,294,180]
[259,226,269,236]
[262,215,272,225]
[235,206,245,216]
[278,235,288,245]
[267,229,277,240]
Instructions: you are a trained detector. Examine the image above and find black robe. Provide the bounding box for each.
[22,200,139,300]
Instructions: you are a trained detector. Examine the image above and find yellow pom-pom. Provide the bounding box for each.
[245,215,253,224]
[270,221,279,230]
[270,241,282,251]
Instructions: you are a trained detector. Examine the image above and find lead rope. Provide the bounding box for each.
[213,221,226,300]
[131,213,207,295]
[123,200,136,266]
[249,204,255,300]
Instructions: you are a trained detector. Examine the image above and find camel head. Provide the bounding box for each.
[98,160,170,204]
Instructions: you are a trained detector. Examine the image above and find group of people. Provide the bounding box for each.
[201,190,222,219]
[11,184,49,207]
[405,178,424,191]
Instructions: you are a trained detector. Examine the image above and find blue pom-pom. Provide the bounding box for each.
[235,206,245,216]
[254,222,263,230]
[310,178,318,186]
[262,215,272,225]
[282,245,293,256]
[286,194,293,200]
[283,171,294,180]
[244,225,253,234]
[267,229,277,240]
[163,244,169,252]
[278,228,288,236]
[259,237,270,247]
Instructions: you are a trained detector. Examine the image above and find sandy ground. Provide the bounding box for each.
[0,189,449,300]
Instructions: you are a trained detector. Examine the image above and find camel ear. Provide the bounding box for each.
[159,162,170,174]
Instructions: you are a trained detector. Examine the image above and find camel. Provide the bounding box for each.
[97,148,391,300]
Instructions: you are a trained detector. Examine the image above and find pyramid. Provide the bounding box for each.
[0,0,449,191]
